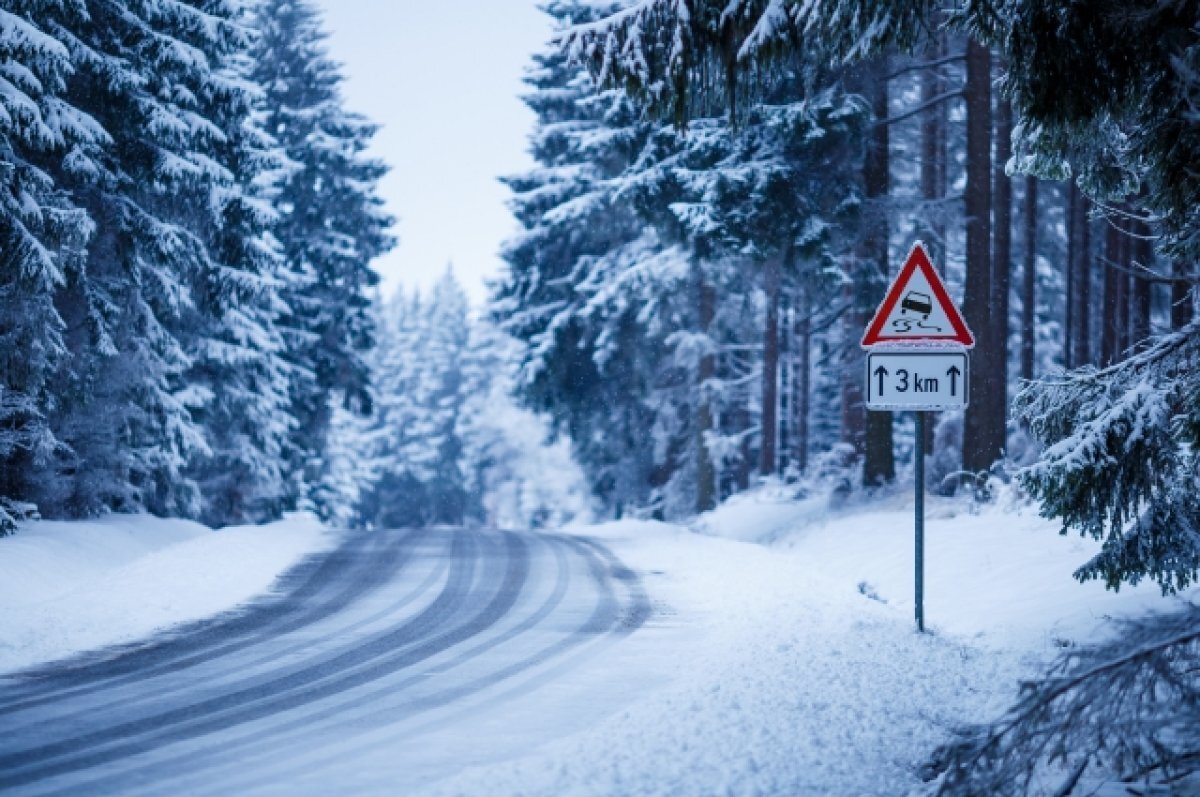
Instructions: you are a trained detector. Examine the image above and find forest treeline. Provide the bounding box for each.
[0,0,393,531]
[494,0,1200,594]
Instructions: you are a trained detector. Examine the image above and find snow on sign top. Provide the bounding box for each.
[860,241,975,349]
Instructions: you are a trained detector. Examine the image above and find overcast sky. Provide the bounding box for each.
[314,1,552,305]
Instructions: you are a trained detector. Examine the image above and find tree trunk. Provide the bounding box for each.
[862,54,894,487]
[1073,194,1093,366]
[990,88,1013,451]
[1101,214,1128,366]
[921,32,946,263]
[1129,220,1152,349]
[1171,260,1194,330]
[961,38,997,475]
[841,280,866,459]
[1119,214,1132,354]
[1021,175,1038,381]
[759,253,781,476]
[695,266,716,512]
[1064,184,1076,367]
[794,288,811,474]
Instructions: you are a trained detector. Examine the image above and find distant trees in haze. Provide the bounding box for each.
[330,267,593,531]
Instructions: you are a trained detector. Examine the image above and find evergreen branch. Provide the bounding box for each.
[871,89,964,128]
[883,51,966,83]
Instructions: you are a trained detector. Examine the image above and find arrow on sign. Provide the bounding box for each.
[946,365,961,396]
[874,365,889,396]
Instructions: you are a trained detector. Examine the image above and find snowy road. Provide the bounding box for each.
[0,527,651,795]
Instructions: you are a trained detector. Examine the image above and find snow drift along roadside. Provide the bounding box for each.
[427,486,1196,797]
[0,513,333,675]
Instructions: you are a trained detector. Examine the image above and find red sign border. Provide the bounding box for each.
[860,241,975,349]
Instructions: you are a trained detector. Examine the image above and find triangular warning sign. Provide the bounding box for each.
[860,242,975,349]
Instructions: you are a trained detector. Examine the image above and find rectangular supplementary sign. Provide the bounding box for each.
[865,350,969,410]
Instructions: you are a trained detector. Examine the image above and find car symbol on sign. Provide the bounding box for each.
[900,291,933,319]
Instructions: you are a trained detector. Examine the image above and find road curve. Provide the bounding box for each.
[0,527,651,795]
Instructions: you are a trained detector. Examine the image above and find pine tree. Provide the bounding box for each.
[184,5,298,525]
[28,0,270,518]
[0,4,97,531]
[251,0,394,516]
[494,0,663,516]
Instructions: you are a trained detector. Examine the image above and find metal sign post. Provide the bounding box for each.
[914,411,925,632]
[861,242,974,633]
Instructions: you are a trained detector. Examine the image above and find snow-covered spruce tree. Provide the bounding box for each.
[691,87,866,482]
[27,0,265,518]
[1004,0,1200,595]
[183,4,298,526]
[494,0,664,517]
[0,3,98,532]
[251,0,394,517]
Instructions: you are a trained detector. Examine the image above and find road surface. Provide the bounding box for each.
[0,527,651,795]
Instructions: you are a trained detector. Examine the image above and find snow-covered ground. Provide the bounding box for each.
[430,486,1195,797]
[0,513,332,675]
[1,492,1192,796]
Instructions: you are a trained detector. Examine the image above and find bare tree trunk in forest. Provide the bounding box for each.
[1064,184,1076,367]
[1021,176,1038,381]
[695,266,716,512]
[961,39,997,475]
[794,287,811,474]
[1101,214,1128,366]
[1130,220,1152,349]
[760,253,781,476]
[735,408,751,492]
[841,278,866,459]
[1073,194,1093,365]
[921,33,946,263]
[1117,213,1132,356]
[1172,260,1194,330]
[990,89,1013,451]
[862,55,894,487]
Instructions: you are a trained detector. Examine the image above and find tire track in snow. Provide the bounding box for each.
[0,527,649,795]
[0,527,414,713]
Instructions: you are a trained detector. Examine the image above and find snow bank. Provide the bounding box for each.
[693,484,1185,650]
[429,487,1196,797]
[0,513,332,675]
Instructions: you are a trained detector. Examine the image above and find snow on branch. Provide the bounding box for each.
[558,0,705,124]
[1014,323,1200,594]
[926,602,1200,796]
[557,0,944,126]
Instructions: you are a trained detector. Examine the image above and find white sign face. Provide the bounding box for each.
[865,350,969,410]
[875,269,957,338]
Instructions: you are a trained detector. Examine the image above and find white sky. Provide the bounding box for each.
[314,1,552,305]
